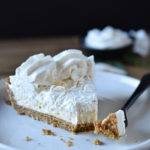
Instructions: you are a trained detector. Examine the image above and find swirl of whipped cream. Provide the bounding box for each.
[53,49,94,81]
[15,53,56,85]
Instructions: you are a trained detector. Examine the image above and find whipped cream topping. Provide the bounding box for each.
[14,50,94,85]
[9,49,97,125]
[115,110,125,136]
[85,26,132,50]
[54,49,94,81]
[15,53,57,85]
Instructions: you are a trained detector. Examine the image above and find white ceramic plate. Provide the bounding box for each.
[0,71,150,150]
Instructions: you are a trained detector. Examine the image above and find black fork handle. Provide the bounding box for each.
[122,73,150,111]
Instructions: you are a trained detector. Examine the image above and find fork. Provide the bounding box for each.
[121,73,150,127]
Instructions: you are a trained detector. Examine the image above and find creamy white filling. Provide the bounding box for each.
[115,110,126,136]
[85,26,132,49]
[9,79,98,125]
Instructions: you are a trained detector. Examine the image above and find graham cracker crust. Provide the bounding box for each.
[5,78,94,133]
[94,113,119,139]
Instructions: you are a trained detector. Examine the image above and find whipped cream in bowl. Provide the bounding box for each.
[79,26,133,58]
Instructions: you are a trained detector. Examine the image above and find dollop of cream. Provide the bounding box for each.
[15,53,57,85]
[85,26,132,49]
[54,49,94,81]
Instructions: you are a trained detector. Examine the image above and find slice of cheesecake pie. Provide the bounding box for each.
[6,49,98,133]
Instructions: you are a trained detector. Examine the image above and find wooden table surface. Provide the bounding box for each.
[0,36,150,79]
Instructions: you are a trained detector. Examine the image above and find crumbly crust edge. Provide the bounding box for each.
[94,114,119,139]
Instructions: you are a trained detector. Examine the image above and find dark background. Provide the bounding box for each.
[0,0,150,38]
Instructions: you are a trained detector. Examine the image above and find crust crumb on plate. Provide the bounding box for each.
[4,100,11,105]
[68,137,73,140]
[42,129,56,136]
[67,141,73,147]
[93,139,101,145]
[72,132,77,135]
[85,139,89,141]
[60,138,66,143]
[25,136,31,142]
